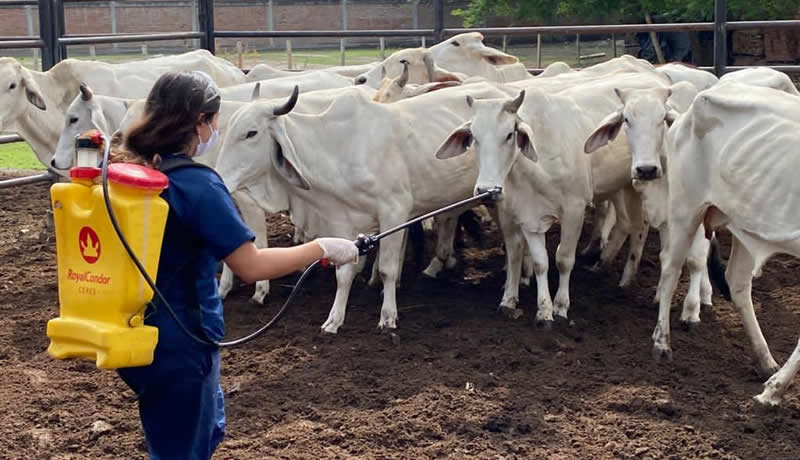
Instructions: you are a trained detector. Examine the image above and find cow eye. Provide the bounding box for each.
[506,132,513,142]
[246,130,257,139]
[452,41,460,47]
[69,117,78,124]
[624,117,630,125]
[9,83,16,90]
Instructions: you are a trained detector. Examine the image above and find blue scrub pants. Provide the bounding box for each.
[118,346,225,460]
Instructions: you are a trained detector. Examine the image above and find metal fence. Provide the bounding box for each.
[1,0,799,184]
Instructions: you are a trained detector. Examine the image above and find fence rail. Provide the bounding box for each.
[0,134,25,145]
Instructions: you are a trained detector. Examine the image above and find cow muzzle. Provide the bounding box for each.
[475,186,503,201]
[633,165,661,181]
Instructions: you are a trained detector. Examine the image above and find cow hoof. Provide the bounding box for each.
[499,306,524,320]
[701,303,714,314]
[554,315,569,328]
[375,325,397,335]
[651,345,673,362]
[680,320,700,334]
[536,319,554,330]
[752,393,781,410]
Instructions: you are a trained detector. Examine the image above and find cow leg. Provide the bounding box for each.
[593,191,631,271]
[490,204,532,287]
[726,235,779,377]
[377,230,405,332]
[619,189,647,288]
[754,338,800,407]
[320,262,359,334]
[368,248,381,286]
[680,227,710,329]
[521,231,555,328]
[499,227,525,320]
[553,204,586,320]
[220,192,270,304]
[422,213,459,279]
[581,199,613,257]
[652,213,699,361]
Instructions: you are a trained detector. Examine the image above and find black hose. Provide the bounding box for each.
[99,135,322,348]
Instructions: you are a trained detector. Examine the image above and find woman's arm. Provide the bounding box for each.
[223,241,324,283]
[223,238,358,283]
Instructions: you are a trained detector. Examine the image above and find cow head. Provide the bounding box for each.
[51,83,115,171]
[429,32,519,80]
[373,60,462,103]
[0,57,47,131]
[353,48,462,88]
[216,85,310,214]
[584,86,681,182]
[435,90,535,197]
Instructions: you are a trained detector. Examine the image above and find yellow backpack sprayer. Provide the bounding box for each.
[45,129,500,371]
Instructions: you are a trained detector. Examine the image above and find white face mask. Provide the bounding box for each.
[195,122,218,157]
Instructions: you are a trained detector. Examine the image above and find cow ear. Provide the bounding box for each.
[480,47,519,66]
[436,120,472,159]
[22,72,46,110]
[584,108,624,154]
[270,145,310,190]
[90,104,110,137]
[269,119,310,190]
[665,109,680,127]
[516,122,536,161]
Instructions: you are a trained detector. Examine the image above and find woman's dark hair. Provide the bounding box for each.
[113,71,221,167]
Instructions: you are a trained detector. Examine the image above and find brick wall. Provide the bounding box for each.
[0,0,468,53]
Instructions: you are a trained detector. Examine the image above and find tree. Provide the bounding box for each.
[452,0,799,26]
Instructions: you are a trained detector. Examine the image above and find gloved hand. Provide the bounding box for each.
[314,238,359,266]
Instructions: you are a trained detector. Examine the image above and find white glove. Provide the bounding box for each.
[315,238,359,266]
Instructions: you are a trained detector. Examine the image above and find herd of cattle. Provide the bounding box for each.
[2,31,800,407]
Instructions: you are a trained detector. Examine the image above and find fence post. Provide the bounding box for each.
[198,0,215,54]
[286,39,292,70]
[713,0,727,76]
[611,32,617,57]
[379,36,385,59]
[53,0,67,61]
[433,0,444,44]
[536,33,541,68]
[38,0,56,70]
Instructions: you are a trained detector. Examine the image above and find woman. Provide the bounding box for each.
[113,70,359,459]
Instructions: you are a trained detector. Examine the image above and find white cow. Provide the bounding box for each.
[245,62,379,81]
[584,83,716,328]
[353,47,464,88]
[372,61,465,103]
[221,71,355,101]
[537,61,576,78]
[646,82,800,407]
[429,32,528,82]
[215,82,516,334]
[655,63,719,91]
[435,88,593,325]
[0,50,246,168]
[718,67,800,96]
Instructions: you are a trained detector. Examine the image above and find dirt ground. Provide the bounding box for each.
[2,171,800,460]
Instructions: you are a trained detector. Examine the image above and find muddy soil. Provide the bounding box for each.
[2,171,800,460]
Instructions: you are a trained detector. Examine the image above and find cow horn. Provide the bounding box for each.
[79,82,93,101]
[503,90,525,113]
[423,51,435,82]
[397,60,409,88]
[273,85,299,116]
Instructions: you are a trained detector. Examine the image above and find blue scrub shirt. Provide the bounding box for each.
[118,153,255,460]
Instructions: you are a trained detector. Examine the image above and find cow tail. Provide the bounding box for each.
[458,210,485,248]
[707,232,731,301]
[408,222,426,272]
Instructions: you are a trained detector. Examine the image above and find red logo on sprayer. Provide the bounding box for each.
[78,226,101,264]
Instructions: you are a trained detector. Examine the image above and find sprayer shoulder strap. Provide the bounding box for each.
[157,155,221,178]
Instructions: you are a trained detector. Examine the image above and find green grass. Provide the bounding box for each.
[0,142,45,170]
